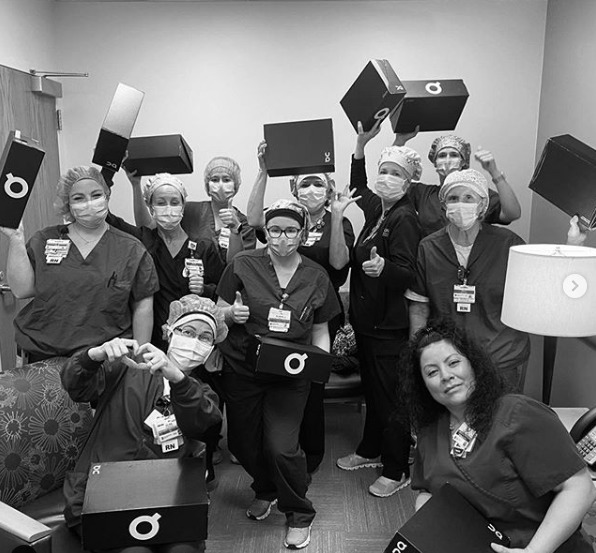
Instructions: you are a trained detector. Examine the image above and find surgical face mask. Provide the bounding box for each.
[208,180,236,204]
[374,174,408,202]
[152,205,183,231]
[70,196,108,229]
[445,202,479,231]
[435,158,462,177]
[268,235,301,258]
[167,333,214,371]
[297,184,327,213]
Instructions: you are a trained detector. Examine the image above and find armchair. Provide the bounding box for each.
[0,358,93,552]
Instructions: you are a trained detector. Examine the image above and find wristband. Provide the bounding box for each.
[492,171,506,184]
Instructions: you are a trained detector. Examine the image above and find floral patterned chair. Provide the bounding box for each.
[0,358,93,552]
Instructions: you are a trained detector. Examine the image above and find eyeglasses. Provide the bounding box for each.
[265,226,301,239]
[172,326,212,343]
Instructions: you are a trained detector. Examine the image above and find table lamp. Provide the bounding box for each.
[501,244,596,404]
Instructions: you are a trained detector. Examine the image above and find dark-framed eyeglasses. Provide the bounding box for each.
[266,226,301,239]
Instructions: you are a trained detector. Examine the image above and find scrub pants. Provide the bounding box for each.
[298,311,343,473]
[221,370,315,528]
[354,331,412,481]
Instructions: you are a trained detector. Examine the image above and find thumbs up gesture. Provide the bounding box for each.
[567,215,588,246]
[362,246,385,278]
[230,291,250,324]
[219,198,240,230]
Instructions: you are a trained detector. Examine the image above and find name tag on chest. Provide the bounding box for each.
[268,307,291,333]
[303,230,323,248]
[45,238,70,264]
[453,284,475,313]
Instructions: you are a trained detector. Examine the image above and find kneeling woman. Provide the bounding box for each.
[216,200,340,550]
[402,320,595,553]
[61,295,226,553]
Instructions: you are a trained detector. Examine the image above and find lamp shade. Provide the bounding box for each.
[501,244,596,337]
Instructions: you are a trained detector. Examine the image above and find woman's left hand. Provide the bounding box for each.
[474,146,498,175]
[137,343,185,383]
[362,246,385,278]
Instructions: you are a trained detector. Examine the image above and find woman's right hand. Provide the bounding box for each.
[257,140,267,172]
[0,222,25,241]
[392,125,420,147]
[230,291,250,324]
[188,273,204,295]
[567,215,588,246]
[88,337,140,363]
[122,156,141,188]
[331,185,361,217]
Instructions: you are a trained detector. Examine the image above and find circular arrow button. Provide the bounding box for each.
[563,274,587,299]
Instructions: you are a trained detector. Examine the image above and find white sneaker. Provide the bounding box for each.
[368,475,410,497]
[336,452,383,471]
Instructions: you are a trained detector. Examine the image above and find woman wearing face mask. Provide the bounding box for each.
[0,166,159,364]
[405,169,530,392]
[61,294,225,553]
[336,123,422,499]
[246,141,356,475]
[393,132,521,237]
[107,173,225,352]
[216,200,340,550]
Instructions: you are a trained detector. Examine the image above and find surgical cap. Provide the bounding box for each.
[143,173,187,205]
[204,156,242,191]
[164,294,228,344]
[428,135,471,169]
[265,199,311,243]
[54,166,109,222]
[378,146,423,181]
[439,169,489,202]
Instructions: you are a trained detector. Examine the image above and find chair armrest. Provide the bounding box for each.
[0,500,52,542]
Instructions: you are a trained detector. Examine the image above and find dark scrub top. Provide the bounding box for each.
[216,248,341,378]
[408,224,530,371]
[107,214,225,351]
[412,394,590,551]
[349,155,421,340]
[181,200,256,263]
[408,181,503,237]
[14,225,159,359]
[61,347,221,528]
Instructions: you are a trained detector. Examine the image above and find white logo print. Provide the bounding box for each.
[129,513,162,541]
[284,352,308,375]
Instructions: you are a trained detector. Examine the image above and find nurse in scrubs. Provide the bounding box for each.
[0,165,159,364]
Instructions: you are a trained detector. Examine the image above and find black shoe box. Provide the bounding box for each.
[123,134,194,175]
[264,118,334,177]
[248,336,333,383]
[390,79,469,133]
[530,134,596,229]
[340,59,406,132]
[82,457,208,551]
[384,484,509,553]
[0,130,45,228]
[92,83,144,171]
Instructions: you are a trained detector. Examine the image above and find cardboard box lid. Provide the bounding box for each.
[340,59,406,132]
[385,483,509,552]
[101,83,145,139]
[263,118,334,177]
[82,458,207,515]
[391,79,469,133]
[529,134,596,228]
[0,130,45,229]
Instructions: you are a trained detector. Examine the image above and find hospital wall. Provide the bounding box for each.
[525,0,596,407]
[48,0,546,243]
[6,1,596,407]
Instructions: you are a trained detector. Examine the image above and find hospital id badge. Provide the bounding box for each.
[268,307,291,333]
[454,284,475,313]
[45,239,70,264]
[218,227,231,250]
[303,230,323,248]
[183,258,204,277]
